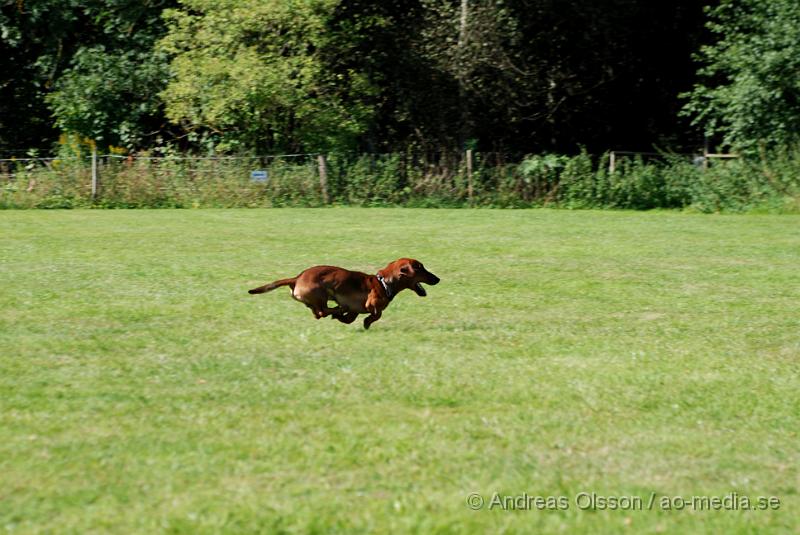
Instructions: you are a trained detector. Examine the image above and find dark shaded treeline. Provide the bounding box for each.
[0,0,176,151]
[1,0,711,154]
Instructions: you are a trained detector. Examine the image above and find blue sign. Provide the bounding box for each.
[251,170,268,182]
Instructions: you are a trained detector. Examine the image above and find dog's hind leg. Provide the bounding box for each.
[308,302,345,320]
[294,286,337,319]
[308,305,342,319]
[331,310,359,324]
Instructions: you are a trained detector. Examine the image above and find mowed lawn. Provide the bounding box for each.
[1,208,798,534]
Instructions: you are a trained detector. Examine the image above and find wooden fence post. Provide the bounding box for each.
[466,149,474,204]
[609,151,616,174]
[317,154,330,204]
[91,145,98,200]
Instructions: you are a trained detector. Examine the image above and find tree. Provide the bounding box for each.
[47,48,170,149]
[159,0,376,153]
[417,0,521,148]
[45,0,176,150]
[407,0,707,153]
[0,0,82,149]
[1,0,175,151]
[683,0,800,151]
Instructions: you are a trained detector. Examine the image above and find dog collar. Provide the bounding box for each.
[376,273,393,299]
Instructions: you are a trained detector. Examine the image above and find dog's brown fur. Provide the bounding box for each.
[248,258,440,329]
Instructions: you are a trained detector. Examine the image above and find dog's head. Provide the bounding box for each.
[384,258,440,297]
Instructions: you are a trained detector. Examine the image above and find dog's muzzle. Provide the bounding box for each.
[414,272,440,296]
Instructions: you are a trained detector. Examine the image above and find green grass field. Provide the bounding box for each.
[1,208,798,534]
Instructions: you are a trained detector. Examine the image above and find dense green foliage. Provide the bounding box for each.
[2,0,707,154]
[0,0,175,150]
[2,209,798,532]
[47,47,170,148]
[683,0,800,151]
[158,0,374,153]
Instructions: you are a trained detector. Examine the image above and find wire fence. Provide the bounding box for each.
[1,150,488,208]
[2,147,793,212]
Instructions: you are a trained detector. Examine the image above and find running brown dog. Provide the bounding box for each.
[248,258,440,329]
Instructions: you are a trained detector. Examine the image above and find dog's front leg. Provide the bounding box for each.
[363,310,382,330]
[363,291,384,330]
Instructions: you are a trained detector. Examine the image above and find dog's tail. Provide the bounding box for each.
[248,277,297,295]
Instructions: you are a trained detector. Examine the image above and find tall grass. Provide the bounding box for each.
[3,148,799,212]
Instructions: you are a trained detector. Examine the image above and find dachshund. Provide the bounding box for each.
[248,258,440,329]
